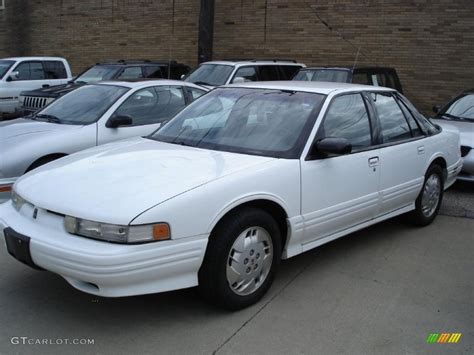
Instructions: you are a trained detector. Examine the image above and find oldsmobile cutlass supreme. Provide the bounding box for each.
[0,82,462,310]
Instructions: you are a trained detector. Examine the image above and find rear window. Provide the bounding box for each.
[43,61,67,79]
[279,65,301,79]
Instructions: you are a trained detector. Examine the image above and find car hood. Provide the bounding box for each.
[21,82,83,98]
[0,118,80,142]
[434,119,473,147]
[15,138,276,224]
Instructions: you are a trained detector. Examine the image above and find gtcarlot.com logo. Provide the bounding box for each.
[11,337,94,345]
[426,333,462,344]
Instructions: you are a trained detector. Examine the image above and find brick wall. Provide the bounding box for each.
[1,0,473,113]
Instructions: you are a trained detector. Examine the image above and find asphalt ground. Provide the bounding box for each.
[0,182,472,355]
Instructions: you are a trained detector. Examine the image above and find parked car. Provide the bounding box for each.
[183,59,305,88]
[293,66,403,92]
[432,89,474,182]
[0,80,208,202]
[0,82,461,310]
[0,57,72,119]
[19,60,191,116]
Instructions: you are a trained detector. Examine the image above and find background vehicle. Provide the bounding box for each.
[0,82,461,310]
[293,66,403,93]
[0,80,208,202]
[19,60,191,116]
[183,59,305,88]
[432,89,474,182]
[0,57,72,119]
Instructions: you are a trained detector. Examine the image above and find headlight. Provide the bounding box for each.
[64,216,170,244]
[11,190,27,211]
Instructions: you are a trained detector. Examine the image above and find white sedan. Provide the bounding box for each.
[0,82,462,310]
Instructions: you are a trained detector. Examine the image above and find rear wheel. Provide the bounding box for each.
[410,164,444,226]
[198,207,281,310]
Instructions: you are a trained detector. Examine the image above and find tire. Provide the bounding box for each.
[198,207,282,310]
[410,164,444,226]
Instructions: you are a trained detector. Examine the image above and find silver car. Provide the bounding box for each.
[432,89,474,182]
[0,80,208,202]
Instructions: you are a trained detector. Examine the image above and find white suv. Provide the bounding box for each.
[0,57,72,118]
[183,59,305,88]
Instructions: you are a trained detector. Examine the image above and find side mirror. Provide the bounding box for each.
[180,74,185,80]
[432,105,441,114]
[6,71,19,82]
[232,77,246,84]
[312,137,352,157]
[106,115,133,128]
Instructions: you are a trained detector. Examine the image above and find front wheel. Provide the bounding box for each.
[198,207,282,310]
[410,164,444,226]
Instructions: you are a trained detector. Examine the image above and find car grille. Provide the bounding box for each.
[461,146,471,157]
[22,96,54,111]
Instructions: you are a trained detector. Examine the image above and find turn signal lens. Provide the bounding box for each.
[0,185,12,193]
[153,223,171,241]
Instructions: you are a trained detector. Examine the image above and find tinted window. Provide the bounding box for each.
[143,66,164,79]
[38,85,129,124]
[153,88,325,159]
[397,99,423,136]
[115,86,186,126]
[118,67,143,80]
[352,72,370,85]
[188,87,207,101]
[279,65,301,79]
[446,94,474,119]
[258,65,280,81]
[184,64,234,86]
[233,66,258,82]
[15,61,45,80]
[170,65,190,79]
[371,93,411,143]
[75,65,120,84]
[319,94,372,148]
[0,60,14,79]
[43,61,67,79]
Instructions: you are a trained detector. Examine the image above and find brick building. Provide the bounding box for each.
[0,0,473,113]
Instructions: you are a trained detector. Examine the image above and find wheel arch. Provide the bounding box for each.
[26,153,68,173]
[426,154,447,182]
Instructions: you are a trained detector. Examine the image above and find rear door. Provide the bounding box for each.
[300,92,380,245]
[367,91,426,216]
[97,85,187,145]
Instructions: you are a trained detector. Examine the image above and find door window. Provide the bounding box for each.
[258,65,280,81]
[117,67,143,80]
[279,65,300,80]
[114,86,186,126]
[188,87,207,101]
[42,61,67,79]
[14,61,45,80]
[232,66,258,82]
[397,99,423,137]
[371,93,411,143]
[143,66,164,79]
[352,72,370,85]
[318,93,372,149]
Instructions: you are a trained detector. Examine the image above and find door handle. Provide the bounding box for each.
[368,156,379,167]
[417,146,425,155]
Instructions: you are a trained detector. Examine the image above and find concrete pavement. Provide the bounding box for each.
[0,212,472,355]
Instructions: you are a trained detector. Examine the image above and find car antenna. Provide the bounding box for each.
[352,46,361,72]
[168,0,175,79]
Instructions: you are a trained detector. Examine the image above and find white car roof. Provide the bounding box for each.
[225,80,397,95]
[201,60,305,67]
[1,56,67,61]
[97,79,209,90]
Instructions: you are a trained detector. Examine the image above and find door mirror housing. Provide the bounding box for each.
[180,74,186,80]
[106,115,133,128]
[6,71,19,82]
[311,137,352,158]
[232,77,246,84]
[432,105,441,114]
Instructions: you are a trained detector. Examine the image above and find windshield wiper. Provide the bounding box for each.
[35,114,62,123]
[193,81,213,86]
[74,80,88,85]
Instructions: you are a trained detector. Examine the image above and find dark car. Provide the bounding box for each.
[293,66,403,93]
[19,60,191,115]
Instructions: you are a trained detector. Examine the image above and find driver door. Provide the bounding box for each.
[97,86,187,145]
[300,93,380,246]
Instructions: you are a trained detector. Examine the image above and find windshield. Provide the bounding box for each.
[184,64,234,86]
[75,65,120,84]
[443,94,474,122]
[35,84,129,125]
[151,88,325,158]
[293,69,350,83]
[0,60,14,79]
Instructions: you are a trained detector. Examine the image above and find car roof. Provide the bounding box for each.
[1,56,67,61]
[225,80,396,95]
[200,60,305,66]
[96,60,184,66]
[96,79,208,90]
[301,66,396,71]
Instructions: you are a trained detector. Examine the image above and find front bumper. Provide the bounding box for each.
[0,177,17,204]
[0,201,208,297]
